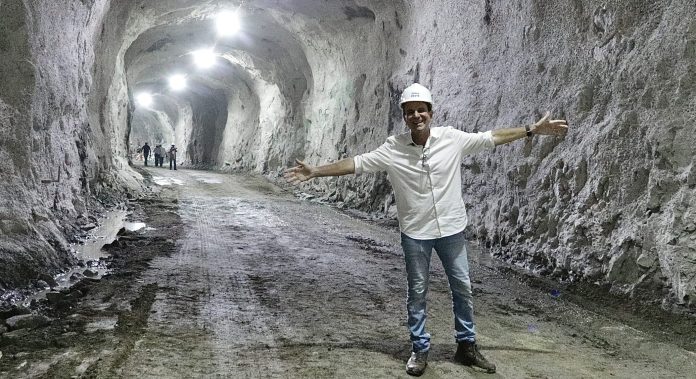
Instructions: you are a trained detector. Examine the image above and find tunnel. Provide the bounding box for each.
[0,1,695,377]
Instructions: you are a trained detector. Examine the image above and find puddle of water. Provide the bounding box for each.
[153,177,185,186]
[76,210,128,261]
[194,176,223,184]
[22,265,109,308]
[85,317,118,333]
[198,178,222,184]
[19,212,150,307]
[124,222,146,232]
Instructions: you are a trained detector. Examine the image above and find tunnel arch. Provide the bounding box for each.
[119,1,406,174]
[122,5,314,170]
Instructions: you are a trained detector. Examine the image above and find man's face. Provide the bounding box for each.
[402,101,432,133]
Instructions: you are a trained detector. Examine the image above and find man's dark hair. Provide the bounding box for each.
[401,102,433,116]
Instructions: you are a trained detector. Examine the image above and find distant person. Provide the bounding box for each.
[168,144,178,170]
[153,144,164,167]
[284,83,568,376]
[142,142,151,166]
[160,145,166,166]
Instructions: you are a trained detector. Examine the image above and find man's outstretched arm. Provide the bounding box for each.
[284,158,355,184]
[491,112,568,146]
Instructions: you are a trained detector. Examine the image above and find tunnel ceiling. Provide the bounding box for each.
[124,0,382,124]
[121,0,397,174]
[125,10,308,96]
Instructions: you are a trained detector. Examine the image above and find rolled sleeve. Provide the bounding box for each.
[453,129,495,155]
[353,140,392,174]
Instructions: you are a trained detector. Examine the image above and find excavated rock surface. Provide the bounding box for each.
[306,0,696,312]
[1,0,694,314]
[0,0,134,294]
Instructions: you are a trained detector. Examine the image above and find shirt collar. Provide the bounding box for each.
[407,126,443,146]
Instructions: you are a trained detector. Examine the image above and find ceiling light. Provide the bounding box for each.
[216,11,240,37]
[192,49,216,69]
[169,74,187,91]
[136,92,153,107]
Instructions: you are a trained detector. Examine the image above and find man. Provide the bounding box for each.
[168,144,178,170]
[284,83,568,376]
[153,144,162,167]
[142,142,151,166]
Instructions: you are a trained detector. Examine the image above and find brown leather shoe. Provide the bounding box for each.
[406,351,428,376]
[454,341,496,373]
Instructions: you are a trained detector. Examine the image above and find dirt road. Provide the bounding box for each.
[1,168,694,378]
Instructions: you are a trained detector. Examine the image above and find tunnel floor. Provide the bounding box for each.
[1,168,694,378]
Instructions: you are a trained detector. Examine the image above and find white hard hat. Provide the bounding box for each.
[399,83,433,106]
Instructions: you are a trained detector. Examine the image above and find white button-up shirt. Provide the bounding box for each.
[353,126,495,239]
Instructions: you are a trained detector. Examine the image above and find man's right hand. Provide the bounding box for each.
[284,159,314,184]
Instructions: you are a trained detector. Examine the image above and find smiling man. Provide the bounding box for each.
[284,83,568,376]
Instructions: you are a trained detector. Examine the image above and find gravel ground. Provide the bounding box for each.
[0,168,694,378]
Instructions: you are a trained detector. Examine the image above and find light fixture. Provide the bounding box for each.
[136,92,153,107]
[169,74,187,91]
[192,49,216,69]
[216,11,240,37]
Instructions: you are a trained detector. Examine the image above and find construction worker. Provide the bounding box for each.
[168,144,178,170]
[153,144,163,167]
[142,142,151,166]
[284,83,568,376]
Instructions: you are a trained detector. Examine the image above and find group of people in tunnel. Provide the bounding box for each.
[285,83,568,376]
[140,142,178,170]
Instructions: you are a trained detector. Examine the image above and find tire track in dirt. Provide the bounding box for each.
[111,170,413,377]
[115,178,298,377]
[105,169,696,378]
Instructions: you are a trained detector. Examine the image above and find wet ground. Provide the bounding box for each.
[0,168,694,378]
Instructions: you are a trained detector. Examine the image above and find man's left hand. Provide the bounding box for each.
[532,112,568,136]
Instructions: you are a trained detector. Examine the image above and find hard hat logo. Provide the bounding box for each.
[399,83,433,106]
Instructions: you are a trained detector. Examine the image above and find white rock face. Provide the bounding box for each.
[386,0,696,310]
[0,0,694,311]
[0,0,114,291]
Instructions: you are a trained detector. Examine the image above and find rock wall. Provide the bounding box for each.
[217,76,261,170]
[0,0,122,293]
[349,0,695,310]
[285,2,407,212]
[285,0,696,310]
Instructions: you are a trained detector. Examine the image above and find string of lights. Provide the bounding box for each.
[134,9,241,108]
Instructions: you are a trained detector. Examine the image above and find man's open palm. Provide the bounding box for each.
[534,112,568,136]
[284,159,312,184]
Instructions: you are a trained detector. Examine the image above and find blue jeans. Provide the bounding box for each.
[400,232,475,353]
